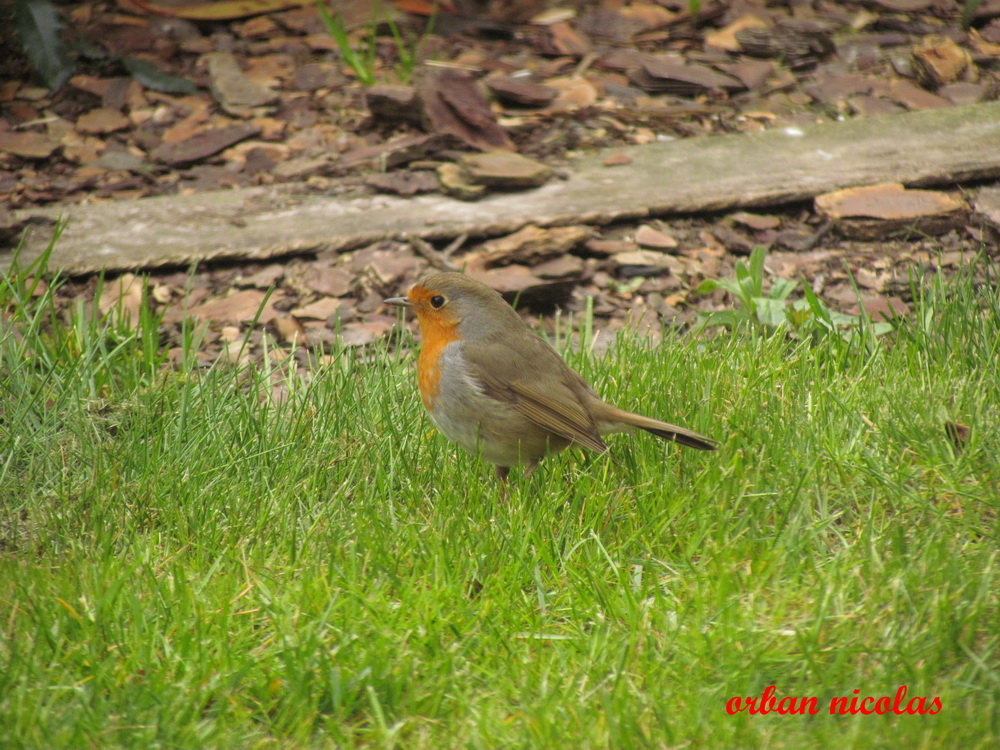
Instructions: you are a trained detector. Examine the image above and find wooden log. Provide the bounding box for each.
[5,101,1000,275]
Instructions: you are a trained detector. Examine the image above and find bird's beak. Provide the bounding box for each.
[384,296,414,308]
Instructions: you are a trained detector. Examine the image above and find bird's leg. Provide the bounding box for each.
[495,465,509,501]
[523,459,539,477]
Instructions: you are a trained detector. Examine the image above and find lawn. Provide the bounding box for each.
[1,244,997,748]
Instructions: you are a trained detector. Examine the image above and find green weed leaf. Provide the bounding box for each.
[696,309,741,329]
[121,56,197,94]
[747,246,766,297]
[13,0,76,90]
[317,1,377,86]
[801,281,834,327]
[696,279,721,294]
[770,277,797,301]
[753,297,789,327]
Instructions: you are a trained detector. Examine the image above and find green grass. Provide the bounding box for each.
[317,1,434,86]
[1,242,998,748]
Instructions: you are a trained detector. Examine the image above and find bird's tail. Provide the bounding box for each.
[604,406,718,451]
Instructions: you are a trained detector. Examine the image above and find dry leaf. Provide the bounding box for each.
[418,70,514,152]
[135,0,312,21]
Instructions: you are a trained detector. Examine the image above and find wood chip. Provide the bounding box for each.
[583,238,638,256]
[234,15,279,39]
[542,76,599,112]
[849,96,905,117]
[530,8,577,25]
[938,82,987,106]
[618,2,675,31]
[736,19,836,69]
[151,122,261,165]
[479,225,589,267]
[603,153,632,166]
[205,51,279,115]
[291,297,345,320]
[885,79,952,109]
[340,133,446,170]
[912,35,975,90]
[598,48,646,72]
[77,107,130,134]
[731,212,781,230]
[974,185,1000,229]
[817,183,968,238]
[98,273,145,325]
[806,72,874,104]
[340,319,394,346]
[418,70,514,152]
[273,156,333,180]
[220,325,243,343]
[486,76,557,108]
[577,7,647,44]
[630,55,744,95]
[705,14,769,52]
[436,162,486,200]
[547,21,591,57]
[293,62,345,91]
[613,250,682,276]
[873,0,933,9]
[721,59,775,90]
[366,170,440,196]
[816,183,966,220]
[635,225,678,249]
[710,225,755,255]
[861,295,908,321]
[366,84,423,124]
[533,254,585,279]
[0,132,60,159]
[187,288,281,324]
[234,265,284,289]
[970,26,1000,53]
[466,264,540,293]
[469,266,578,310]
[367,249,418,285]
[304,266,352,296]
[459,151,553,189]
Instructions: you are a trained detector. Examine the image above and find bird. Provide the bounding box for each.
[385,272,717,488]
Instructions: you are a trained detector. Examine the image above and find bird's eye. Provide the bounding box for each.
[430,295,446,309]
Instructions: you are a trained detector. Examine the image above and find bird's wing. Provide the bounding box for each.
[462,335,609,455]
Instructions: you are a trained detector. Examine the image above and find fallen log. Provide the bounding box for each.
[5,101,1000,275]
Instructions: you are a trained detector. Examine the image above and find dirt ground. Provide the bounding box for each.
[2,0,999,364]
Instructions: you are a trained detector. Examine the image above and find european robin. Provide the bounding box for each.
[386,273,717,486]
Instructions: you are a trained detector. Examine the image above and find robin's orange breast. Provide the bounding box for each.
[415,312,460,410]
